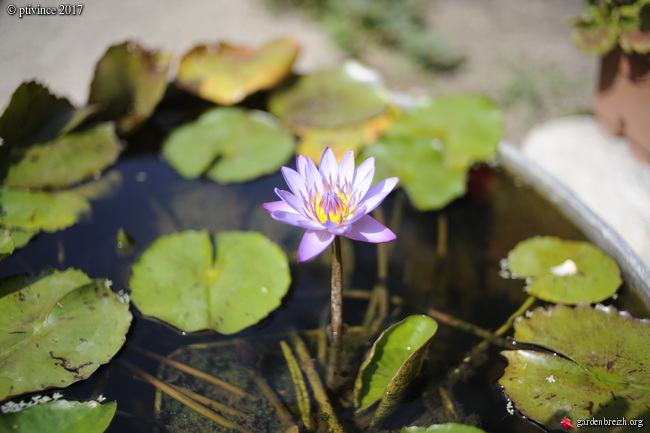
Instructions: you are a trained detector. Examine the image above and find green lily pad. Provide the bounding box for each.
[4,123,121,190]
[0,189,90,232]
[129,230,290,334]
[354,315,438,426]
[504,236,621,304]
[162,107,295,183]
[176,37,299,106]
[499,304,650,431]
[402,424,488,433]
[269,60,389,129]
[0,229,36,261]
[88,41,171,134]
[361,135,467,211]
[0,268,132,401]
[0,399,116,433]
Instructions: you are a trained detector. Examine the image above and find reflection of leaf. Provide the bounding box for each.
[269,60,389,129]
[129,230,290,334]
[402,424,488,433]
[162,107,295,183]
[176,37,299,105]
[0,189,90,232]
[0,399,116,433]
[0,269,132,400]
[354,315,438,426]
[499,304,650,431]
[505,236,621,304]
[4,123,121,190]
[88,41,171,134]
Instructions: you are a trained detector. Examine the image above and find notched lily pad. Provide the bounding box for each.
[129,230,291,334]
[354,315,438,427]
[402,424,488,433]
[0,268,132,401]
[88,41,171,134]
[499,304,650,431]
[0,399,116,433]
[4,123,121,190]
[176,37,299,105]
[162,107,295,183]
[504,236,621,304]
[269,60,389,129]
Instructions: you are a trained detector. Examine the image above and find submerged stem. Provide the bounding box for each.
[326,236,343,390]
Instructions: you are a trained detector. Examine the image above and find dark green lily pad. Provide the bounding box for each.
[176,37,299,106]
[402,424,488,433]
[129,230,290,334]
[0,189,90,233]
[354,315,438,426]
[269,60,389,129]
[88,41,171,134]
[504,236,621,304]
[4,123,121,190]
[0,399,116,433]
[162,107,295,183]
[499,304,650,431]
[0,268,132,401]
[361,134,466,211]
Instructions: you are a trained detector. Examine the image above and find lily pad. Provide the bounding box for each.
[4,123,121,190]
[129,230,290,334]
[0,229,36,261]
[0,189,90,233]
[176,37,299,106]
[402,424,488,433]
[505,236,621,304]
[361,134,467,211]
[354,315,438,426]
[162,107,295,183]
[88,41,171,134]
[269,60,389,129]
[0,268,132,400]
[0,399,116,433]
[499,304,650,431]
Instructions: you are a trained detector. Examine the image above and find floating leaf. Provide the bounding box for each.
[361,134,466,211]
[4,123,121,190]
[0,189,90,232]
[354,315,438,426]
[0,229,36,261]
[499,304,650,431]
[402,424,488,433]
[505,236,621,304]
[162,107,295,183]
[269,60,389,129]
[0,399,116,433]
[129,230,290,334]
[176,37,299,105]
[88,41,171,134]
[0,269,132,400]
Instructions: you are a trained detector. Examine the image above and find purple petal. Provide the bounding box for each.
[276,188,308,216]
[352,158,376,201]
[297,230,335,262]
[344,215,396,243]
[281,166,308,200]
[269,209,323,230]
[319,147,338,187]
[303,155,324,196]
[359,177,399,214]
[261,200,293,213]
[338,150,355,188]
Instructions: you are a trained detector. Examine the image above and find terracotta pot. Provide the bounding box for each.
[595,47,650,162]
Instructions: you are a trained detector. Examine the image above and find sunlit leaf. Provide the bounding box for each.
[176,37,299,105]
[88,41,171,134]
[0,229,36,261]
[505,236,621,304]
[0,269,132,400]
[361,135,467,211]
[402,424,488,433]
[4,123,121,190]
[0,189,90,232]
[0,399,116,433]
[162,107,295,183]
[269,60,389,129]
[354,315,438,426]
[499,304,650,431]
[129,230,290,334]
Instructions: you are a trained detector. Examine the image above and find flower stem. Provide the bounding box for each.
[326,236,343,390]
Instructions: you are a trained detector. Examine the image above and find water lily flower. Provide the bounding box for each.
[262,147,399,262]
